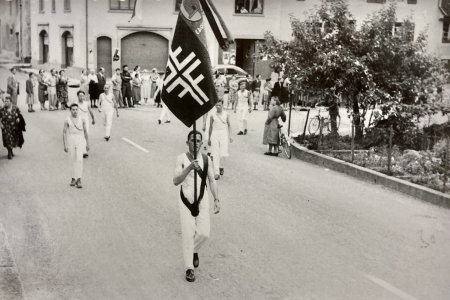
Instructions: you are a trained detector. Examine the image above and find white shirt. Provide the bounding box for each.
[237,90,251,108]
[174,153,211,203]
[99,93,115,112]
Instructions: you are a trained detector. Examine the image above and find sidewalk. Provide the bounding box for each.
[0,224,24,300]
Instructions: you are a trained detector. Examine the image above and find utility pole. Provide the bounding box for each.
[85,0,89,70]
[19,0,23,62]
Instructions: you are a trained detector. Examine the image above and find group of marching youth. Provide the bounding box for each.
[62,83,120,189]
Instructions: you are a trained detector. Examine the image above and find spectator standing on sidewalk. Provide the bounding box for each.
[25,73,36,113]
[63,103,89,189]
[228,75,238,110]
[7,68,19,106]
[97,67,106,107]
[88,68,99,108]
[111,68,124,108]
[263,98,286,156]
[57,70,69,110]
[141,69,151,104]
[80,69,89,96]
[132,73,142,105]
[47,69,58,111]
[121,65,134,108]
[234,82,252,135]
[150,68,159,103]
[98,84,119,141]
[37,69,48,110]
[263,77,272,110]
[173,130,220,282]
[251,74,262,110]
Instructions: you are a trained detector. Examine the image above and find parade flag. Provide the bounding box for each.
[162,0,232,127]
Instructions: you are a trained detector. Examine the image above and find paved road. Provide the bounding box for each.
[0,67,450,299]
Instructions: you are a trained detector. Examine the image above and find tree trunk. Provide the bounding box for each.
[353,97,363,141]
[329,101,339,135]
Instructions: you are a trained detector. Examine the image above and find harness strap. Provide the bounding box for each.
[180,153,208,217]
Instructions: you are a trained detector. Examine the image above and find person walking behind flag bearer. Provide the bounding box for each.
[173,130,220,283]
[234,82,252,135]
[208,100,232,180]
[111,68,124,108]
[76,90,95,158]
[98,84,119,141]
[63,103,89,189]
[25,73,36,113]
[121,65,134,108]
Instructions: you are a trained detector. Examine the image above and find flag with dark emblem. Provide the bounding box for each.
[161,0,218,127]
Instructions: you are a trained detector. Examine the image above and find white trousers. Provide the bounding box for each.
[178,197,210,270]
[159,105,171,122]
[68,136,85,179]
[211,130,229,175]
[103,110,114,137]
[237,106,248,132]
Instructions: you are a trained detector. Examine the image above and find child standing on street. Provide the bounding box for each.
[25,73,36,113]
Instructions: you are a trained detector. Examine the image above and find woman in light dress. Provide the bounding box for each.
[80,69,89,96]
[228,75,238,109]
[141,69,151,104]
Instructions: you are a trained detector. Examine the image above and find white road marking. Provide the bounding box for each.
[121,137,149,153]
[364,274,418,300]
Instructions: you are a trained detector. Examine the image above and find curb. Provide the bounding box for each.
[290,142,450,209]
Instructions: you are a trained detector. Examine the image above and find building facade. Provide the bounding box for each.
[0,0,31,62]
[29,0,445,79]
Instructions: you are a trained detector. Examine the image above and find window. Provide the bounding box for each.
[52,0,55,12]
[393,22,402,36]
[110,0,136,10]
[64,0,71,11]
[443,20,450,43]
[39,0,44,12]
[367,0,385,3]
[175,0,182,12]
[407,0,417,4]
[235,0,263,14]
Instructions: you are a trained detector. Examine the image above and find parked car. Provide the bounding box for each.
[212,64,249,92]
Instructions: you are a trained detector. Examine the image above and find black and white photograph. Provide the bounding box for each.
[0,0,450,299]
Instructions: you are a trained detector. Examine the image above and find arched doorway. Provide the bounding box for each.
[61,31,73,68]
[121,31,168,72]
[39,30,49,64]
[97,36,112,78]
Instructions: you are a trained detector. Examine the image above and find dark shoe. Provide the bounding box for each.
[193,253,199,268]
[130,105,135,108]
[272,152,279,156]
[11,150,14,157]
[83,153,88,158]
[185,269,195,282]
[105,136,110,141]
[237,131,244,135]
[264,152,272,155]
[76,178,82,189]
[214,174,220,180]
[219,168,224,176]
[31,109,36,112]
[165,120,171,123]
[70,178,76,187]
[244,129,248,135]
[7,152,12,159]
[158,120,161,125]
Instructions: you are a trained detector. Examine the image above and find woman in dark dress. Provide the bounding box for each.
[263,98,286,156]
[57,70,69,109]
[0,96,21,159]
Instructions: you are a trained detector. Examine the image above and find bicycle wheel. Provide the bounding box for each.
[308,117,320,135]
[279,134,291,159]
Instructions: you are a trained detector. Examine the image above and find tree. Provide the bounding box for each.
[263,0,446,142]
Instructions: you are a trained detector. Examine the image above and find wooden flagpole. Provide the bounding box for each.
[193,122,198,203]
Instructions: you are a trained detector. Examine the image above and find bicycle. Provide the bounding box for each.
[278,125,292,159]
[308,106,341,135]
